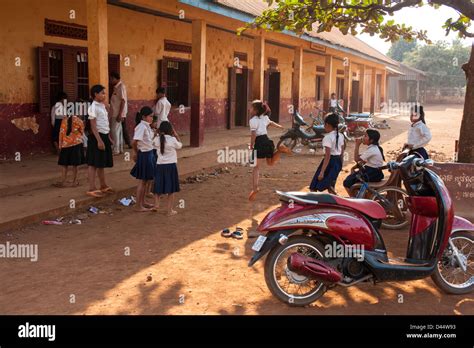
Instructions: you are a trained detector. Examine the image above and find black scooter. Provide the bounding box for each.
[277,111,349,151]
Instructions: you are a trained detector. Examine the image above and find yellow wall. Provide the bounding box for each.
[265,42,293,99]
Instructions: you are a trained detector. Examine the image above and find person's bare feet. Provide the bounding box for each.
[167,210,178,216]
[135,206,151,212]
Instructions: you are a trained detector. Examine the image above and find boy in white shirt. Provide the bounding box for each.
[109,72,128,155]
[154,87,171,126]
[343,129,385,195]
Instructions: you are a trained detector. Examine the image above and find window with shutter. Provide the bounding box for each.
[38,47,51,113]
[108,54,120,99]
[63,48,78,102]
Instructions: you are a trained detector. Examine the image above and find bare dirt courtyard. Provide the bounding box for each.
[0,105,472,315]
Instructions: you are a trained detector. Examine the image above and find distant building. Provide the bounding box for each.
[387,63,427,105]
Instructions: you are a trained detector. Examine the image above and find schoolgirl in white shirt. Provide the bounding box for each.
[152,121,182,216]
[130,106,156,212]
[404,105,431,159]
[309,113,345,193]
[343,129,385,195]
[248,100,290,201]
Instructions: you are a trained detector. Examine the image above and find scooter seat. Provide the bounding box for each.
[277,191,386,219]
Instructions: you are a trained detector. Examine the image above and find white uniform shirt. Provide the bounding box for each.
[407,121,431,150]
[330,98,338,108]
[133,120,155,152]
[51,101,66,126]
[154,97,171,122]
[322,130,344,155]
[153,134,182,164]
[110,81,128,118]
[360,144,384,168]
[249,115,270,136]
[87,101,110,134]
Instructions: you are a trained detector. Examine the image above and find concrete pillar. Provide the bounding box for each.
[252,34,265,100]
[87,0,109,93]
[370,68,377,113]
[190,19,206,147]
[343,60,352,113]
[292,46,303,111]
[322,55,333,111]
[358,65,365,113]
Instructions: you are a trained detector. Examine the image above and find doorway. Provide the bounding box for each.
[264,70,281,123]
[228,67,252,129]
[351,80,359,113]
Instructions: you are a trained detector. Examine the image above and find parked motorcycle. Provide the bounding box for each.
[277,111,350,151]
[249,155,474,306]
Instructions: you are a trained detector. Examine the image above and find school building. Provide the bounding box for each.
[0,0,398,160]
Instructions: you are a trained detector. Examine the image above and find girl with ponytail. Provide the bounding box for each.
[343,129,385,195]
[151,121,182,216]
[404,104,432,159]
[309,113,345,193]
[248,100,291,201]
[130,106,156,212]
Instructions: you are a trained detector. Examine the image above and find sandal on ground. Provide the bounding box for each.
[100,186,115,194]
[221,228,233,238]
[231,230,244,240]
[86,190,104,198]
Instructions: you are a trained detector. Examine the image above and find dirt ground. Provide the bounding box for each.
[1,104,472,315]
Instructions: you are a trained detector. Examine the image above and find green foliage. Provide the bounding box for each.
[388,39,418,62]
[239,0,472,44]
[403,40,471,88]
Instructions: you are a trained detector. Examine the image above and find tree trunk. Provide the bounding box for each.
[458,43,474,163]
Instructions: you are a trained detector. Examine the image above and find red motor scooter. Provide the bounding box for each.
[249,155,474,306]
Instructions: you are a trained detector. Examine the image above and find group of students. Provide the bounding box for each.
[53,80,181,216]
[248,102,432,197]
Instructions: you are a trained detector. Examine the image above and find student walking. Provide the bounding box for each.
[404,104,432,159]
[55,113,85,187]
[130,106,156,212]
[86,85,114,198]
[248,100,291,201]
[309,113,345,193]
[109,72,128,155]
[343,129,385,196]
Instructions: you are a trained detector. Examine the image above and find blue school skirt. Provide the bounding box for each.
[343,166,384,188]
[130,150,156,180]
[410,147,429,160]
[310,155,342,192]
[154,163,180,194]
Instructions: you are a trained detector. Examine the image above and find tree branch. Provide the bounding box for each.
[429,0,474,20]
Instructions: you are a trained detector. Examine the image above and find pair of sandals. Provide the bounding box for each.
[221,227,243,239]
[86,186,115,198]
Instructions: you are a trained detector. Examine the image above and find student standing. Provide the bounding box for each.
[329,93,338,113]
[343,129,385,196]
[86,85,114,198]
[309,113,345,193]
[404,105,432,159]
[154,87,171,126]
[109,72,128,155]
[55,113,85,187]
[51,92,68,152]
[152,121,182,216]
[130,106,156,212]
[249,100,291,201]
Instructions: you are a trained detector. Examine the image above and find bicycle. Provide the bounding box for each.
[348,159,410,230]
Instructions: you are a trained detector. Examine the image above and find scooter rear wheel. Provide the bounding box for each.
[431,231,474,295]
[264,236,328,307]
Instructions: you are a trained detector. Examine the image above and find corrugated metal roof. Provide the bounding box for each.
[215,0,398,66]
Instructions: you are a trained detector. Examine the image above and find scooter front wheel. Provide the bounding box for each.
[431,231,474,294]
[264,236,327,306]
